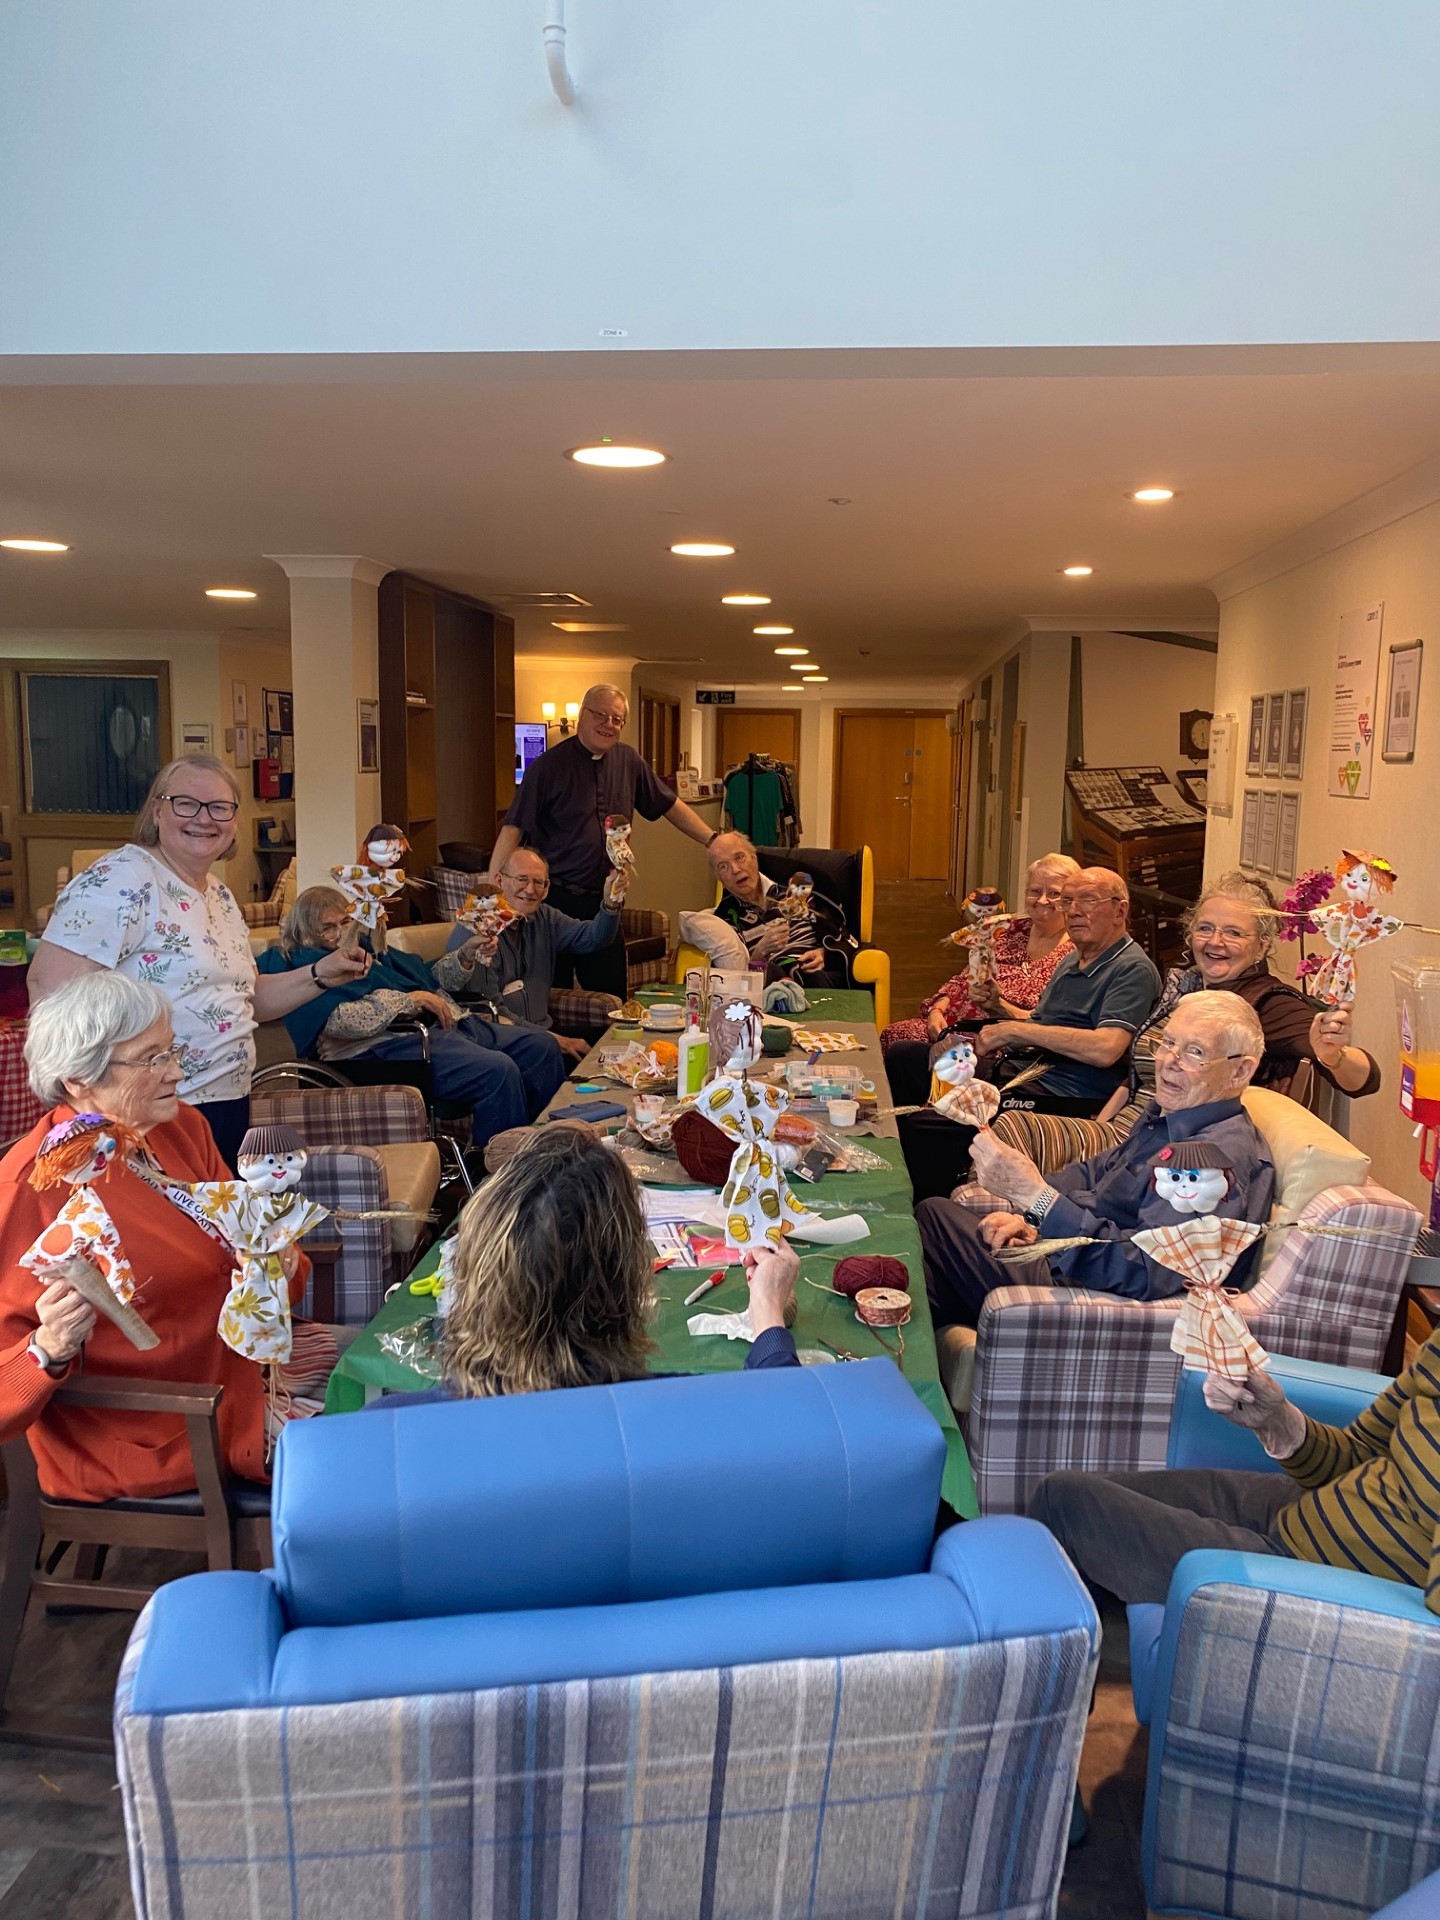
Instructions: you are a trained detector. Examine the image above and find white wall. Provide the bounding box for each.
[1080,632,1217,776]
[4,4,1439,354]
[1208,500,1440,1208]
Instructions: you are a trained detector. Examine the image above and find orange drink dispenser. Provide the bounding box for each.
[1392,956,1440,1180]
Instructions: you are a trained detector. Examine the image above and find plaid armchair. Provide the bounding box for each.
[239,858,297,928]
[247,1084,439,1323]
[426,868,671,994]
[951,1088,1420,1514]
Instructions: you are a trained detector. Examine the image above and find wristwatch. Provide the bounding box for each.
[309,960,324,987]
[705,830,721,847]
[1022,1188,1059,1228]
[26,1335,69,1377]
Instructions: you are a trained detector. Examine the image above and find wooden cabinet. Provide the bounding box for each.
[378,575,515,890]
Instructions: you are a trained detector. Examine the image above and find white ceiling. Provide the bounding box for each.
[5,345,1440,686]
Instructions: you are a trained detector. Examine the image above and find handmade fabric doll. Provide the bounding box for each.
[19,1111,158,1349]
[777,871,815,919]
[1307,849,1401,1007]
[604,813,636,877]
[455,881,519,945]
[699,1074,815,1250]
[171,1123,330,1364]
[708,996,764,1074]
[928,1039,1001,1127]
[1131,1143,1268,1380]
[331,824,411,953]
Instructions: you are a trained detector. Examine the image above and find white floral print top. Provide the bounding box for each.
[42,844,257,1103]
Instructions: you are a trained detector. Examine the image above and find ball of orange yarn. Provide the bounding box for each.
[647,1039,679,1072]
[831,1255,910,1299]
[671,1108,736,1186]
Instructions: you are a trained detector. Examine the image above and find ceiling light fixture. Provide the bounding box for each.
[754,625,794,636]
[773,646,807,657]
[1132,487,1175,502]
[670,541,734,558]
[803,674,829,683]
[551,621,631,633]
[566,442,666,468]
[205,587,258,600]
[722,593,770,606]
[1062,565,1094,577]
[782,683,804,690]
[1,537,69,552]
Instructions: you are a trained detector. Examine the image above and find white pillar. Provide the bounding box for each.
[266,555,389,886]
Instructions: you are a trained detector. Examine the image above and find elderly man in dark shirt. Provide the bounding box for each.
[487,684,717,998]
[917,989,1276,1329]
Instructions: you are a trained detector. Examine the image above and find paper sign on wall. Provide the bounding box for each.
[1327,602,1383,799]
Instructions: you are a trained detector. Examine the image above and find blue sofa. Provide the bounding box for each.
[1131,1356,1440,1920]
[116,1360,1098,1920]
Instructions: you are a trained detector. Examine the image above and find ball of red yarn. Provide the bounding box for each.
[671,1108,737,1186]
[831,1255,910,1299]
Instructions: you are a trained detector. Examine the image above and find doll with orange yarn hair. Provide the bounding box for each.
[1306,849,1401,1007]
[330,824,412,953]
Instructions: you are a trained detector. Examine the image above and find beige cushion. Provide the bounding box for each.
[371,1141,441,1254]
[386,921,454,964]
[249,926,280,958]
[1241,1085,1371,1273]
[936,1324,978,1416]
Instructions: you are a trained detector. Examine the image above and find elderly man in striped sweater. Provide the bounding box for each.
[1032,1340,1440,1612]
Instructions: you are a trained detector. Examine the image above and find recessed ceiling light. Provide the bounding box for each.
[552,621,632,633]
[789,660,818,671]
[781,683,804,690]
[803,674,829,683]
[566,443,666,468]
[755,625,795,636]
[1062,565,1094,577]
[1,537,69,552]
[670,542,735,557]
[1132,487,1175,502]
[722,593,771,606]
[773,646,807,657]
[205,587,257,599]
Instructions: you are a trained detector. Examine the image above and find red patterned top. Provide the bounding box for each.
[926,918,1074,1022]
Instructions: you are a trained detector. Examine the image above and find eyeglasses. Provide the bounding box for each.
[109,1044,184,1074]
[162,794,239,822]
[1152,1033,1244,1070]
[1059,891,1121,911]
[1191,920,1257,947]
[501,868,549,895]
[582,707,626,730]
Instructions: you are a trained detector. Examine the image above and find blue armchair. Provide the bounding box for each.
[116,1362,1097,1920]
[1130,1356,1440,1920]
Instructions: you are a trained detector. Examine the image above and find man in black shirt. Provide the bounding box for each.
[487,684,717,997]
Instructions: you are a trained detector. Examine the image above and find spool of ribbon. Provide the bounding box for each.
[854,1286,911,1328]
[832,1254,910,1299]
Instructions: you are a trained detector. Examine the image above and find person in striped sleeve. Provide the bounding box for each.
[1032,1343,1440,1609]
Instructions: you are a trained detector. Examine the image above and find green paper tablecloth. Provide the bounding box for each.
[324,986,977,1518]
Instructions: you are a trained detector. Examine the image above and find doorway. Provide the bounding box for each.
[831,710,955,880]
[716,707,800,773]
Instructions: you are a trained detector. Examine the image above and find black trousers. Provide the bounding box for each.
[1029,1468,1296,1605]
[197,1095,251,1175]
[545,882,629,998]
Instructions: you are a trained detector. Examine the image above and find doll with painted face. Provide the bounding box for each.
[18,1111,159,1350]
[182,1124,330,1364]
[1307,849,1401,1008]
[604,814,636,878]
[1132,1143,1268,1379]
[331,824,412,953]
[928,1038,1001,1128]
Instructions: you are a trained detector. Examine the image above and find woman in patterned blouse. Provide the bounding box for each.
[881,853,1078,1053]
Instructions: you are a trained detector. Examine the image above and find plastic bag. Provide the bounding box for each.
[378,1321,443,1381]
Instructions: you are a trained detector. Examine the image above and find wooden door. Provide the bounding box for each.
[908,714,953,878]
[716,708,799,771]
[950,695,973,898]
[833,714,915,878]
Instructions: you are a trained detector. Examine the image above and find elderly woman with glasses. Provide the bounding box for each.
[0,973,320,1503]
[259,886,569,1147]
[29,756,369,1169]
[435,845,629,1061]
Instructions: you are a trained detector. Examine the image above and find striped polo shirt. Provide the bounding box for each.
[1278,1330,1440,1607]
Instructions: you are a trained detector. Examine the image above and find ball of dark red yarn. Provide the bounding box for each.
[671,1108,736,1186]
[831,1255,910,1299]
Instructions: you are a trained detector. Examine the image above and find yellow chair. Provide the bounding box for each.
[673,845,890,1029]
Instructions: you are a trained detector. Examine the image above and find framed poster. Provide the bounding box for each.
[1382,639,1423,762]
[180,720,212,756]
[233,723,249,770]
[1327,600,1383,798]
[357,698,380,774]
[1256,790,1280,872]
[1263,692,1285,777]
[1245,696,1265,776]
[1275,792,1301,881]
[1205,713,1237,815]
[1240,789,1261,867]
[1282,688,1308,779]
[231,680,248,726]
[264,688,284,733]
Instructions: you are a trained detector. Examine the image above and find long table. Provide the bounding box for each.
[326,987,977,1518]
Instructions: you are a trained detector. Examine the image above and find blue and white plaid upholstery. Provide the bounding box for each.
[1146,1580,1440,1918]
[953,1179,1420,1514]
[430,868,671,989]
[116,1619,1094,1920]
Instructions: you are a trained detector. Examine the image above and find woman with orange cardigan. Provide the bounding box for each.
[0,972,315,1504]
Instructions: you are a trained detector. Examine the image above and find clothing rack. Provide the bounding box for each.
[722,752,801,847]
